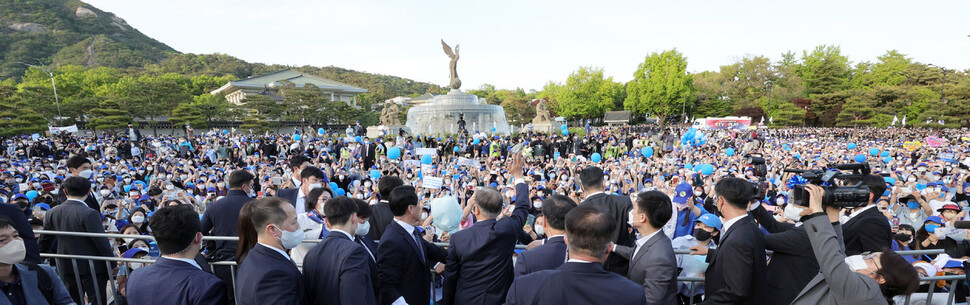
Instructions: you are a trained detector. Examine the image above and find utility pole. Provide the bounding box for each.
[17,60,62,120]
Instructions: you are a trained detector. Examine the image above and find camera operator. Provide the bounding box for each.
[749,191,821,305]
[791,185,919,304]
[841,175,893,255]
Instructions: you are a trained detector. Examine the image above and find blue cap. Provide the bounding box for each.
[944,260,965,269]
[925,216,944,225]
[673,183,693,204]
[12,193,27,201]
[695,214,722,231]
[34,203,50,211]
[122,248,148,258]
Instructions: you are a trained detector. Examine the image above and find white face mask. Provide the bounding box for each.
[274,225,303,249]
[627,209,638,226]
[784,204,805,222]
[534,201,543,209]
[844,255,871,272]
[421,211,429,221]
[78,169,94,179]
[776,198,786,205]
[364,182,372,188]
[131,215,146,224]
[355,220,371,236]
[0,239,26,264]
[100,189,111,196]
[535,224,545,236]
[308,183,322,190]
[694,191,703,197]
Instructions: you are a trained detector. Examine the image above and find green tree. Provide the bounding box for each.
[0,85,47,136]
[624,49,692,124]
[550,67,622,120]
[770,101,807,126]
[916,97,959,128]
[800,45,851,124]
[836,93,878,126]
[88,99,130,131]
[168,103,208,130]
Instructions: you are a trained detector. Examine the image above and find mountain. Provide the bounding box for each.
[0,0,441,99]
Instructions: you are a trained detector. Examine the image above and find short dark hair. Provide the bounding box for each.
[863,175,887,205]
[324,196,358,226]
[228,170,255,189]
[541,195,577,230]
[353,199,372,219]
[389,185,418,216]
[300,166,325,180]
[635,191,673,229]
[149,205,201,255]
[379,176,404,199]
[714,177,754,210]
[66,156,90,170]
[579,166,604,190]
[564,205,615,257]
[0,215,13,231]
[306,187,333,212]
[62,176,91,197]
[473,187,503,217]
[289,155,311,170]
[876,248,920,299]
[248,197,288,232]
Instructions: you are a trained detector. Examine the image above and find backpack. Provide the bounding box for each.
[23,262,54,305]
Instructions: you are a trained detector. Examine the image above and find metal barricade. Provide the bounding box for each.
[34,230,967,305]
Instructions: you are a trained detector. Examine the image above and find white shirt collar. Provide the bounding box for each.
[637,229,661,248]
[330,229,354,240]
[566,259,595,264]
[257,242,290,261]
[292,177,302,187]
[161,256,202,270]
[394,218,416,234]
[844,205,877,223]
[297,189,307,200]
[583,191,606,200]
[719,214,748,241]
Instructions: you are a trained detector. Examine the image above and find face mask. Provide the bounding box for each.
[274,225,304,249]
[308,183,322,190]
[421,211,429,221]
[784,204,805,222]
[147,167,154,171]
[534,201,543,209]
[694,191,703,197]
[844,255,871,272]
[627,210,637,226]
[0,239,26,264]
[166,174,174,180]
[32,182,41,189]
[925,224,940,234]
[355,220,371,236]
[124,178,132,183]
[364,182,372,188]
[895,232,913,243]
[776,198,786,205]
[694,228,713,242]
[355,194,364,199]
[907,201,920,210]
[129,262,143,270]
[100,189,110,196]
[535,224,545,236]
[131,215,146,224]
[78,169,94,179]
[217,182,225,188]
[138,170,146,175]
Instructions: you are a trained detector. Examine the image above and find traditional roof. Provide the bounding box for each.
[210,69,367,95]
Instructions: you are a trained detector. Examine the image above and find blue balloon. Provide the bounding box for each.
[561,124,568,130]
[562,130,569,136]
[854,154,867,163]
[641,147,654,158]
[293,134,301,141]
[884,177,896,185]
[869,148,879,156]
[318,128,325,134]
[473,138,481,145]
[356,136,362,143]
[492,127,496,132]
[370,170,381,179]
[387,147,402,160]
[335,188,346,196]
[701,164,714,175]
[329,182,339,190]
[783,144,790,150]
[794,153,801,160]
[222,129,228,134]
[421,154,433,165]
[591,153,602,163]
[884,157,893,163]
[684,164,694,170]
[726,148,735,156]
[847,143,857,150]
[880,151,890,158]
[453,146,460,152]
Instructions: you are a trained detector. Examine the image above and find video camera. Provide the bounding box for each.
[745,153,768,202]
[783,163,872,209]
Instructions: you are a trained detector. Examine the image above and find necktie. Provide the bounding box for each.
[412,228,426,262]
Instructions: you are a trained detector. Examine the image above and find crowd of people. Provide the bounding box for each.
[0,122,969,305]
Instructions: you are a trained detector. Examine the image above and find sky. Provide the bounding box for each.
[85,0,970,92]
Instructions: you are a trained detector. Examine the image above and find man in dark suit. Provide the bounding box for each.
[127,205,228,305]
[578,166,634,276]
[442,153,529,305]
[352,199,379,286]
[277,166,325,216]
[363,137,379,171]
[368,176,402,240]
[514,195,576,277]
[376,185,447,305]
[53,155,99,210]
[751,198,820,305]
[304,197,377,305]
[38,177,113,305]
[505,205,646,305]
[200,170,255,302]
[0,202,40,264]
[614,190,678,305]
[690,177,768,305]
[236,197,306,305]
[841,175,892,255]
[281,155,312,189]
[124,122,142,143]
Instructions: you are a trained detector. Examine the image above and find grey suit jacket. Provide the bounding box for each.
[614,231,678,305]
[791,215,888,305]
[37,199,113,276]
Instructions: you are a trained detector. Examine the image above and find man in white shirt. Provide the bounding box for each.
[278,167,325,216]
[127,205,228,305]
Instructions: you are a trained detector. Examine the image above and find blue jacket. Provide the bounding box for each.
[236,244,305,305]
[441,183,529,305]
[126,257,227,305]
[376,220,447,305]
[513,235,566,277]
[0,264,74,305]
[303,231,378,305]
[200,190,253,252]
[505,261,645,305]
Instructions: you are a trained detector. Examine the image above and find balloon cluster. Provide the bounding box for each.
[680,128,707,147]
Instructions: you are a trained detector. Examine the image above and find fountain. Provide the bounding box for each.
[404,40,510,136]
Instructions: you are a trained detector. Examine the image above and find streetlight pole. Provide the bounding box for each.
[17,61,62,119]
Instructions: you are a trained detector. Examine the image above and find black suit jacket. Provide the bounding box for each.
[841,206,893,256]
[513,236,567,278]
[701,215,769,305]
[304,231,378,305]
[376,220,447,305]
[235,244,305,305]
[505,262,646,305]
[0,203,40,264]
[752,205,820,305]
[38,199,113,275]
[442,183,529,305]
[356,234,380,295]
[276,188,300,209]
[368,201,394,240]
[127,257,228,305]
[200,190,253,253]
[54,187,99,210]
[579,192,634,276]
